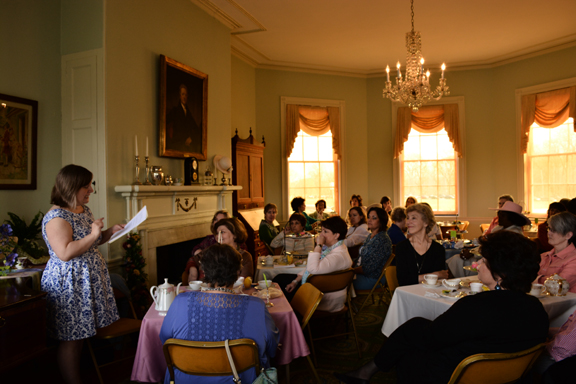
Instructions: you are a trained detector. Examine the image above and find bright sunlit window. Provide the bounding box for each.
[288,130,338,214]
[526,117,576,214]
[401,127,458,214]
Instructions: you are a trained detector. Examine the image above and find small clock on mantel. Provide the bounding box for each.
[184,157,199,185]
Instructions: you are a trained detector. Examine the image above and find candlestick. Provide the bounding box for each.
[396,62,401,78]
[386,65,390,82]
[441,63,446,79]
[146,137,149,157]
[144,156,152,185]
[135,135,138,157]
[133,155,142,185]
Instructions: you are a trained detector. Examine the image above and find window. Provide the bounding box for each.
[401,127,458,214]
[526,117,576,214]
[288,130,338,214]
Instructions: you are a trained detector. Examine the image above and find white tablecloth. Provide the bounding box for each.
[382,277,576,337]
[255,264,307,281]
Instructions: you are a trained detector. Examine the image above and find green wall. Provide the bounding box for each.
[231,56,257,138]
[61,0,103,54]
[0,0,62,224]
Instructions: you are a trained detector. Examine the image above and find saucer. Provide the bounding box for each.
[528,292,547,298]
[421,281,441,288]
[440,290,465,300]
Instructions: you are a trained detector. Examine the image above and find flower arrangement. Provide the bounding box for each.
[4,211,49,265]
[470,262,479,272]
[0,224,19,275]
[122,232,150,318]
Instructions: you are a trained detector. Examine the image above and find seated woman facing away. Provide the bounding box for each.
[258,203,279,252]
[160,244,279,384]
[270,213,315,254]
[345,207,370,248]
[274,216,352,312]
[290,196,317,231]
[396,203,448,286]
[309,199,330,221]
[353,207,392,290]
[387,206,407,245]
[334,230,549,384]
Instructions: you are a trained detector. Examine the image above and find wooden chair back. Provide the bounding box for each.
[385,266,399,294]
[447,343,545,384]
[163,338,260,382]
[290,283,324,329]
[307,268,354,293]
[440,224,459,239]
[347,244,362,261]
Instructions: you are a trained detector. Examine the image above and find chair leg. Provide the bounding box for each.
[286,363,290,384]
[306,325,318,367]
[348,299,362,359]
[306,355,322,384]
[86,339,105,384]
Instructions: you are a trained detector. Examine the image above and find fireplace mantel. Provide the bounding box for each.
[115,184,242,285]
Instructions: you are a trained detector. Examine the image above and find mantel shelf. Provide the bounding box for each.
[114,185,242,194]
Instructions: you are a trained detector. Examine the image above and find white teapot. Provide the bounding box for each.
[544,274,570,296]
[150,278,182,313]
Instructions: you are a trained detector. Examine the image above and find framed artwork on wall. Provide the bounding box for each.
[0,93,38,190]
[159,55,208,160]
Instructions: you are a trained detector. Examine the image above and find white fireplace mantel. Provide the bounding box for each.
[114,184,242,285]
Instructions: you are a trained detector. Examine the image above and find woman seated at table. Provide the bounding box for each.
[290,196,317,231]
[275,216,352,311]
[309,199,330,221]
[380,196,392,216]
[404,196,417,207]
[270,213,315,254]
[160,244,279,384]
[536,211,576,293]
[259,203,279,252]
[420,202,442,240]
[536,202,567,252]
[387,207,407,245]
[334,231,549,384]
[353,207,392,290]
[345,207,369,248]
[396,204,448,286]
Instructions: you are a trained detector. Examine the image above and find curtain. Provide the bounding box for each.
[394,104,462,158]
[285,104,341,159]
[521,86,576,153]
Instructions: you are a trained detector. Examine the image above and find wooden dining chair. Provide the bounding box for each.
[289,283,323,383]
[163,338,260,383]
[87,288,142,384]
[355,253,396,314]
[446,343,545,384]
[440,224,460,239]
[385,265,399,294]
[307,268,362,366]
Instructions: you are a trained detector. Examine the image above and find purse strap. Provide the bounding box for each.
[224,339,242,384]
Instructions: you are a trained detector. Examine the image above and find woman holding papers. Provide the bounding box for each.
[41,164,125,384]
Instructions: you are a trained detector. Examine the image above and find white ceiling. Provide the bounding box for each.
[193,0,576,77]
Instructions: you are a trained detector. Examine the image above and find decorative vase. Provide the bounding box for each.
[151,166,164,186]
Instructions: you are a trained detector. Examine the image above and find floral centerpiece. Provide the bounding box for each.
[122,232,150,318]
[4,211,49,265]
[0,224,19,275]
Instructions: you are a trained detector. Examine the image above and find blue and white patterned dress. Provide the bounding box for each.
[41,206,119,340]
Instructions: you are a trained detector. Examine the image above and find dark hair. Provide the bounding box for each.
[350,194,363,206]
[498,210,527,227]
[390,207,407,222]
[380,196,391,205]
[548,212,576,245]
[479,231,540,293]
[348,206,367,226]
[315,199,327,209]
[548,202,567,218]
[264,203,277,214]
[50,164,93,209]
[405,196,418,207]
[210,210,229,234]
[200,244,241,287]
[289,212,306,228]
[567,198,576,215]
[291,197,305,212]
[213,217,248,244]
[559,198,571,209]
[321,216,348,241]
[498,194,514,203]
[367,207,389,233]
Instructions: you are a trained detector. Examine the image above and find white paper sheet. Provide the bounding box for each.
[108,206,148,244]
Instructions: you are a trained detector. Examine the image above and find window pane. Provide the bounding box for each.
[303,136,318,161]
[420,161,438,186]
[419,135,438,160]
[289,136,304,161]
[320,188,335,212]
[318,136,333,161]
[403,162,421,187]
[304,163,320,188]
[289,188,304,204]
[289,162,304,188]
[319,162,334,187]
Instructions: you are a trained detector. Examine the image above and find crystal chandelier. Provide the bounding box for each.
[383,0,449,111]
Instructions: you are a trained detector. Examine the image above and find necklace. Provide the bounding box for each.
[201,286,234,294]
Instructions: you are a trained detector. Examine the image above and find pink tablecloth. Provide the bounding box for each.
[131,285,310,383]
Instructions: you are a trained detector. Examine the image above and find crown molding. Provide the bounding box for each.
[189,0,266,34]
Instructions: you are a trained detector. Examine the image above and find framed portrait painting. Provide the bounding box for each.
[0,93,38,190]
[159,55,208,160]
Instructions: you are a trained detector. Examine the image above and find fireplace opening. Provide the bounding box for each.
[156,237,206,286]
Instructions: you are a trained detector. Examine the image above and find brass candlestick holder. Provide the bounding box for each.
[133,155,142,185]
[144,156,152,185]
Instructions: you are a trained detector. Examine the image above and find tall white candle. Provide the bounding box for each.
[135,135,138,157]
[386,65,390,82]
[146,137,149,157]
[441,63,446,79]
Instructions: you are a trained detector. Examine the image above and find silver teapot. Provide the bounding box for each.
[544,274,570,296]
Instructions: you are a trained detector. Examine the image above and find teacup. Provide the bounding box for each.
[265,255,274,266]
[442,279,461,289]
[424,274,438,285]
[233,280,244,293]
[189,280,203,291]
[258,280,272,289]
[530,283,546,296]
[470,282,483,293]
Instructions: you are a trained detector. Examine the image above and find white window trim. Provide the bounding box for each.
[392,96,467,218]
[280,96,346,220]
[515,77,576,215]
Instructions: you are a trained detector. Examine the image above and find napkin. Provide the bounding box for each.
[424,291,441,298]
[454,240,464,249]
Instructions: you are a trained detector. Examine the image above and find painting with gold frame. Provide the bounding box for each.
[0,93,38,190]
[159,55,208,160]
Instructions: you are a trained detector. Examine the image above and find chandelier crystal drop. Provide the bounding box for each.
[383,0,449,111]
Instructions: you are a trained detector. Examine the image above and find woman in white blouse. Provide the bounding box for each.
[345,207,370,247]
[270,212,315,254]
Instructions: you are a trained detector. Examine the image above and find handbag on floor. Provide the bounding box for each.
[224,339,278,384]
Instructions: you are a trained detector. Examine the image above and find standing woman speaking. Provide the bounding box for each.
[41,165,125,384]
